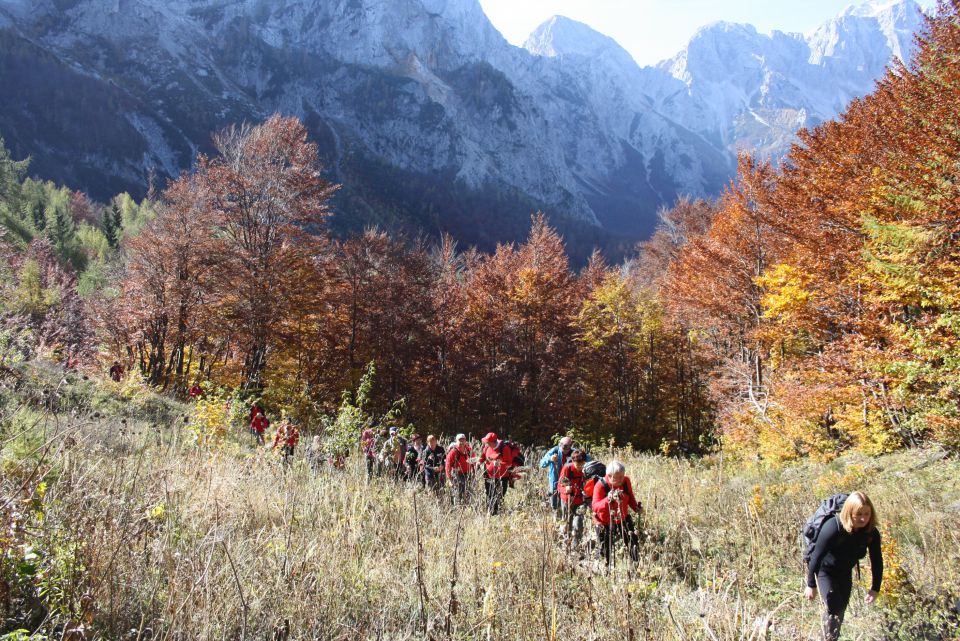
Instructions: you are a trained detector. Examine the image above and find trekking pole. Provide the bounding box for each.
[606,520,613,574]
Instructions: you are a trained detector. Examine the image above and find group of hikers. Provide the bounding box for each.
[540,437,884,641]
[361,428,524,516]
[230,397,881,641]
[247,401,301,459]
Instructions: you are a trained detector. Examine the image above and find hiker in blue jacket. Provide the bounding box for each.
[539,436,589,518]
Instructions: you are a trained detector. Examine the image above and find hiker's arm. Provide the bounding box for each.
[539,449,554,468]
[806,517,840,588]
[592,481,609,512]
[868,529,883,595]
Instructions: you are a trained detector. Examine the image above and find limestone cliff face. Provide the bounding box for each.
[0,0,926,254]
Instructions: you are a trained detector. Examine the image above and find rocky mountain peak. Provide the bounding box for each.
[808,0,924,65]
[524,15,636,68]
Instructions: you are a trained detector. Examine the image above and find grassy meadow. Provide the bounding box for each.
[2,362,959,641]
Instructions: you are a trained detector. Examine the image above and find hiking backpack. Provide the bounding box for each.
[495,440,524,466]
[800,493,848,564]
[508,442,525,467]
[582,460,605,480]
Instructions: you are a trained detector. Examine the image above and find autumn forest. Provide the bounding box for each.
[2,4,960,461]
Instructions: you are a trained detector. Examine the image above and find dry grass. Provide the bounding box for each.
[2,374,959,641]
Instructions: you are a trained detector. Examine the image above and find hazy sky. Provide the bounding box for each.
[476,0,913,66]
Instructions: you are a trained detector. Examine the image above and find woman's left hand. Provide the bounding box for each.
[865,590,878,604]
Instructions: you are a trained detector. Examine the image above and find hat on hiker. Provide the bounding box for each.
[455,433,467,441]
[481,432,497,443]
[389,426,398,435]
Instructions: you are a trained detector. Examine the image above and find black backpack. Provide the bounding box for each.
[582,460,605,480]
[801,493,848,564]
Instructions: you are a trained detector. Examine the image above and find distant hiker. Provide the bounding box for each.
[422,434,446,493]
[445,433,473,505]
[405,434,424,483]
[188,382,203,399]
[592,460,642,565]
[272,419,300,463]
[558,450,588,547]
[249,402,265,423]
[379,427,407,480]
[306,435,324,473]
[109,361,124,382]
[361,428,380,478]
[479,432,516,516]
[804,491,883,641]
[540,437,588,518]
[250,410,269,446]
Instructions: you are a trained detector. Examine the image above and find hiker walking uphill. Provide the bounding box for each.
[250,406,269,446]
[479,432,516,515]
[361,428,380,479]
[540,436,574,518]
[592,460,643,565]
[803,491,883,641]
[380,427,407,480]
[445,433,473,505]
[272,418,300,464]
[557,450,588,547]
[421,435,446,493]
[405,434,424,484]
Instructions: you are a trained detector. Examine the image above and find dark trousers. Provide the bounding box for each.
[425,467,444,493]
[550,490,563,519]
[485,477,509,515]
[561,501,584,546]
[596,516,639,565]
[817,570,852,641]
[450,473,469,505]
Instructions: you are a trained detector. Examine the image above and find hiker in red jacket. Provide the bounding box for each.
[558,450,588,547]
[188,382,204,399]
[592,460,643,565]
[272,419,300,464]
[479,432,515,515]
[250,410,269,446]
[445,433,473,505]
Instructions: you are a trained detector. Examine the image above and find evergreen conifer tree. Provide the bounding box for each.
[48,204,74,254]
[103,202,122,248]
[30,200,46,232]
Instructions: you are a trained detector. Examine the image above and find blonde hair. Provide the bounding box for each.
[838,491,877,532]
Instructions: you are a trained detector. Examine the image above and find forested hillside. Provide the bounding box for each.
[0,4,959,456]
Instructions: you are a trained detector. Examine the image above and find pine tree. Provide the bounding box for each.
[48,203,74,254]
[30,200,46,232]
[0,137,28,205]
[103,202,122,248]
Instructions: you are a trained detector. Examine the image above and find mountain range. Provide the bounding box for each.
[0,0,926,259]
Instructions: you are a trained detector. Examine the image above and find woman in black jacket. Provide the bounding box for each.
[804,491,883,641]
